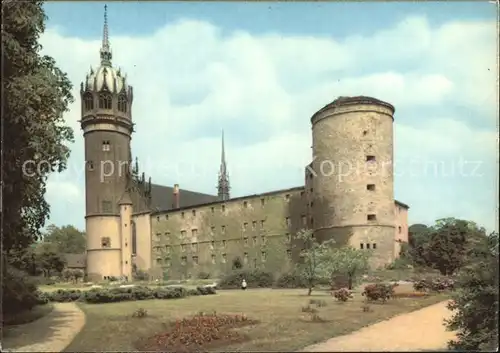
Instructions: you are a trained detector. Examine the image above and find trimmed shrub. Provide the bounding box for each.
[133,270,149,281]
[412,276,454,292]
[332,288,354,302]
[362,283,396,302]
[274,272,307,288]
[197,271,210,280]
[218,270,273,289]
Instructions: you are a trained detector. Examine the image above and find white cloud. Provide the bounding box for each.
[40,14,498,232]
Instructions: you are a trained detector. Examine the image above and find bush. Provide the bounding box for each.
[43,285,215,304]
[332,288,353,302]
[362,283,397,302]
[412,276,454,292]
[274,272,307,288]
[2,266,42,316]
[132,308,148,318]
[218,270,273,289]
[197,271,210,280]
[133,270,149,281]
[309,299,327,307]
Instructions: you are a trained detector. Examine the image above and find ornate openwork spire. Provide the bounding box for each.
[100,4,112,66]
[217,130,230,201]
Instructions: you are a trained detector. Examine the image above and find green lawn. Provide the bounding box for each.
[65,285,450,352]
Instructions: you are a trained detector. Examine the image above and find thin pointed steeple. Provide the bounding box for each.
[217,130,230,201]
[100,4,112,66]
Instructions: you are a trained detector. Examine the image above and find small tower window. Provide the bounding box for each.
[102,141,110,151]
[84,93,94,111]
[87,161,94,171]
[99,93,112,109]
[101,237,111,248]
[118,94,127,113]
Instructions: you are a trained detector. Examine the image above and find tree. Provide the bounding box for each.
[446,232,499,351]
[327,246,371,290]
[35,242,66,277]
[43,224,86,253]
[424,218,488,275]
[295,229,335,295]
[407,223,431,267]
[3,0,74,255]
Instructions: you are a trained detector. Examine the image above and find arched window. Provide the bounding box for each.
[118,94,127,113]
[131,220,137,255]
[84,93,94,111]
[99,93,112,109]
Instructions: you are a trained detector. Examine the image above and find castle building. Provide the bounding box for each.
[80,7,409,281]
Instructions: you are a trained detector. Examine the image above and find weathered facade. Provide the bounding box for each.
[81,8,410,281]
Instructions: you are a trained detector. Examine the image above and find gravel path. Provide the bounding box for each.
[3,303,85,352]
[300,300,456,352]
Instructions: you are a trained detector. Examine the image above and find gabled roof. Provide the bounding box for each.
[63,253,86,268]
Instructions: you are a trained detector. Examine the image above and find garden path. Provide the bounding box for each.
[300,300,456,352]
[3,303,85,353]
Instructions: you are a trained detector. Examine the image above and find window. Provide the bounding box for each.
[285,217,291,227]
[286,233,291,242]
[165,214,169,220]
[363,130,368,136]
[260,220,265,227]
[156,216,160,222]
[367,184,376,191]
[192,229,198,236]
[165,258,171,267]
[372,243,377,249]
[244,237,248,245]
[210,241,215,249]
[244,252,248,263]
[156,258,162,265]
[311,218,314,227]
[192,256,199,265]
[102,200,112,213]
[261,235,266,243]
[181,244,186,252]
[118,94,127,112]
[221,205,226,212]
[87,160,94,171]
[155,232,161,240]
[165,245,170,254]
[165,231,170,237]
[310,201,314,208]
[211,207,215,213]
[181,212,185,219]
[131,221,137,255]
[102,140,110,151]
[310,188,314,193]
[191,243,198,252]
[285,194,290,201]
[99,93,112,109]
[261,251,267,262]
[287,249,292,258]
[211,254,216,264]
[301,215,307,226]
[222,253,227,263]
[367,214,377,221]
[181,230,186,237]
[398,226,402,233]
[84,93,94,111]
[221,226,226,234]
[101,237,111,248]
[366,243,371,249]
[222,240,226,247]
[366,155,376,162]
[243,222,248,231]
[252,236,257,245]
[210,226,216,234]
[181,256,187,265]
[252,221,257,230]
[300,191,305,198]
[261,198,265,206]
[243,201,248,208]
[192,209,196,217]
[360,243,364,249]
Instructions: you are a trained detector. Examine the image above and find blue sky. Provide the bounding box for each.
[41,1,498,232]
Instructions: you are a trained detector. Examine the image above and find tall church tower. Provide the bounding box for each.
[217,130,230,201]
[80,5,134,280]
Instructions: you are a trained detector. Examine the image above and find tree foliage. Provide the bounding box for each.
[35,242,66,277]
[294,229,335,295]
[43,224,86,254]
[327,246,370,290]
[446,232,499,351]
[2,0,74,254]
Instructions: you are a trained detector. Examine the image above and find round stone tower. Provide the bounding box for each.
[80,5,134,280]
[310,96,395,268]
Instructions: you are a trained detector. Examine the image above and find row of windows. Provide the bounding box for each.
[83,93,128,112]
[156,250,282,266]
[155,235,269,253]
[360,243,377,250]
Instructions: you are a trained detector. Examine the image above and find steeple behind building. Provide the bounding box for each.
[100,4,112,66]
[217,130,230,201]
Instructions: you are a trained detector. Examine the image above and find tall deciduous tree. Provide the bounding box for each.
[35,242,66,277]
[2,0,74,255]
[327,246,370,290]
[43,224,86,254]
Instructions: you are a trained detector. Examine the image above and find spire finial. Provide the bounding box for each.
[100,4,112,66]
[217,129,230,201]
